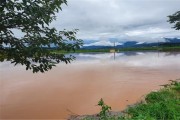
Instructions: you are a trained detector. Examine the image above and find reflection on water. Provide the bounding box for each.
[75,51,180,59]
[0,52,180,119]
[73,52,180,68]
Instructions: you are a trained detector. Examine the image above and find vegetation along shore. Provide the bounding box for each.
[52,46,180,54]
[69,79,180,120]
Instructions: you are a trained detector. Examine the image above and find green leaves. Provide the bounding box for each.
[0,0,83,73]
[98,98,112,120]
[168,11,180,30]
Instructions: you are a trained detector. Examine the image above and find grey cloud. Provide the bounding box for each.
[51,0,180,42]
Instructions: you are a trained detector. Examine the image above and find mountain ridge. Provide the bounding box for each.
[81,38,180,49]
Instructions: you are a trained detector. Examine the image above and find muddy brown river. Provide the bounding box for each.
[0,52,180,119]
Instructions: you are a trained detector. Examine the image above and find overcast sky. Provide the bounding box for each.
[51,0,180,43]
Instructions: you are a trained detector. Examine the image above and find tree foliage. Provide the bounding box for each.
[0,0,83,73]
[168,11,180,30]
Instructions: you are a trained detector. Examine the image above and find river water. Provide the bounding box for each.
[0,52,180,119]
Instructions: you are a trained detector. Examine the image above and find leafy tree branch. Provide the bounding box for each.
[0,0,83,73]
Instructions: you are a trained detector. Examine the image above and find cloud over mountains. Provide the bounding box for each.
[51,0,180,44]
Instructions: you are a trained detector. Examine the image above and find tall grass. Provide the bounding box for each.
[119,80,180,120]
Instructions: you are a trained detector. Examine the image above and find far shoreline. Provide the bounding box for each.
[51,46,180,54]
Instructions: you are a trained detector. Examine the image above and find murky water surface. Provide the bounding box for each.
[0,52,180,119]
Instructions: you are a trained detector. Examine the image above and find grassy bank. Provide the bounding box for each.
[71,80,180,120]
[119,46,180,52]
[120,80,180,120]
[52,46,180,54]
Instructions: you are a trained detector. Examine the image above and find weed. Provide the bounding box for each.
[98,98,112,120]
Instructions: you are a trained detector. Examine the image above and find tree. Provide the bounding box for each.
[168,11,180,30]
[0,0,83,73]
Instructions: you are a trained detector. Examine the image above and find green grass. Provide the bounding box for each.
[83,80,180,120]
[119,80,180,120]
[51,49,110,54]
[120,46,180,52]
[52,46,180,54]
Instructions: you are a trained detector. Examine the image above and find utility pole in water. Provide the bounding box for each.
[114,41,116,60]
[158,40,159,58]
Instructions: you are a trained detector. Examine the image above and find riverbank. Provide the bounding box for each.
[51,46,180,54]
[69,79,180,120]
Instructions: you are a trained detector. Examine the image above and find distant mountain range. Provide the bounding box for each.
[81,38,180,49]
